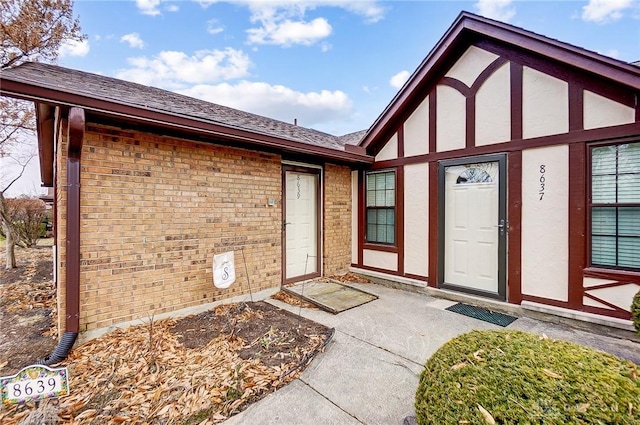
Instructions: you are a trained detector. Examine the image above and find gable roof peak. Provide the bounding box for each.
[359,10,640,151]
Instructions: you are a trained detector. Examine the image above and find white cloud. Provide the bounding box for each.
[166,4,179,12]
[320,42,331,52]
[582,0,633,23]
[207,19,224,35]
[59,39,90,57]
[178,81,353,127]
[247,17,332,46]
[474,0,516,22]
[120,33,145,49]
[197,1,385,46]
[116,48,252,89]
[136,0,161,16]
[389,70,410,89]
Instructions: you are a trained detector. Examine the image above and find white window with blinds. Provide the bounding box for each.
[590,142,640,270]
[365,170,396,245]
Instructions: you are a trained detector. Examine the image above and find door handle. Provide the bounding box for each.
[496,219,506,235]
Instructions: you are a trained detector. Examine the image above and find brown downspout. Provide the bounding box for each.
[40,107,85,365]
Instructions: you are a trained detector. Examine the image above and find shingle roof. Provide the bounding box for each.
[1,62,367,151]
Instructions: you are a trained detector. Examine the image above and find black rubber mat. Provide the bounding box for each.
[445,303,517,327]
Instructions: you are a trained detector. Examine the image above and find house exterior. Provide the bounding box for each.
[1,64,371,338]
[351,13,640,327]
[1,12,638,339]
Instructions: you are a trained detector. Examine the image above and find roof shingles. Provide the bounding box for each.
[1,62,367,151]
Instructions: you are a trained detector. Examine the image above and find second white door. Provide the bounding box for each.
[284,169,319,282]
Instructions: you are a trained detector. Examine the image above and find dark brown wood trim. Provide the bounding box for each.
[568,81,584,132]
[510,62,523,141]
[396,165,404,275]
[507,151,522,304]
[583,292,630,314]
[441,77,471,96]
[405,273,429,282]
[36,103,55,187]
[567,143,586,310]
[371,122,640,170]
[397,123,404,158]
[583,281,630,291]
[357,170,364,266]
[582,304,632,320]
[358,12,640,153]
[428,161,438,287]
[441,57,509,151]
[363,243,398,254]
[429,88,437,154]
[522,294,570,309]
[470,57,510,92]
[583,267,640,283]
[466,96,475,149]
[355,264,403,277]
[474,38,639,107]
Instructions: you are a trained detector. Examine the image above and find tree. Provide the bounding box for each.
[0,197,48,248]
[1,0,84,269]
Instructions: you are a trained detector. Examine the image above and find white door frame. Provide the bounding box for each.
[282,164,322,284]
[437,153,507,300]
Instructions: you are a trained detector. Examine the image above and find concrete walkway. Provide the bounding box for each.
[223,283,639,425]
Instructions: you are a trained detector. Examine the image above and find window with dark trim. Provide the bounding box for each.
[590,142,640,271]
[366,170,395,245]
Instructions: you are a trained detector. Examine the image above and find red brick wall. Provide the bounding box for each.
[57,120,282,331]
[54,117,355,333]
[323,163,352,275]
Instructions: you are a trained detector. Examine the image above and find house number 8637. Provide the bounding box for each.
[539,165,546,201]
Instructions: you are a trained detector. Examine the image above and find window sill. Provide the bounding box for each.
[363,243,398,253]
[583,267,640,281]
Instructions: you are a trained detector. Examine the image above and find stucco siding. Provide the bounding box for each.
[403,163,429,277]
[522,67,568,139]
[375,132,398,161]
[521,144,569,302]
[583,283,640,311]
[476,63,511,146]
[403,96,429,157]
[583,90,635,130]
[363,250,398,272]
[445,45,499,88]
[436,85,466,152]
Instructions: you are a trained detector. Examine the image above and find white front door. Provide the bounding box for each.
[284,169,320,282]
[441,156,506,298]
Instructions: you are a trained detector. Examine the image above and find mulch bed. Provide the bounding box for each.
[0,245,332,424]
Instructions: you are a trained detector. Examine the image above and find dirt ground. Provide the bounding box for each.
[0,244,58,375]
[0,244,332,424]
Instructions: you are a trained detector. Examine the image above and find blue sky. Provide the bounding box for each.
[4,0,640,195]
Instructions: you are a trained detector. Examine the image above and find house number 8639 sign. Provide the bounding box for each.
[1,365,69,406]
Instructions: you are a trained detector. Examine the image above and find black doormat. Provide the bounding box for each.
[445,303,517,327]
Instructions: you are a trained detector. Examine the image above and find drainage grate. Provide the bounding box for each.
[445,303,517,327]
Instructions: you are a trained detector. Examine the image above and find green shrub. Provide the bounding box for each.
[632,290,640,337]
[415,330,639,424]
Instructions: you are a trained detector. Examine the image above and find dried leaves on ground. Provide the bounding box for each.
[328,272,372,284]
[271,290,318,309]
[1,301,331,424]
[0,245,57,375]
